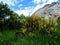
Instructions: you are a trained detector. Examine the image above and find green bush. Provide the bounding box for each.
[57,16,60,24]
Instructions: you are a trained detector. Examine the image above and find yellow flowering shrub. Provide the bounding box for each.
[45,16,56,33]
[36,16,57,34]
[21,15,57,36]
[29,15,41,30]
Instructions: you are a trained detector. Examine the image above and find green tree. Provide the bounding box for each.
[0,2,21,30]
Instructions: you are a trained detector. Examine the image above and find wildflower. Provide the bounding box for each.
[22,28,27,33]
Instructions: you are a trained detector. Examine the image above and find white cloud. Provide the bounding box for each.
[33,0,58,4]
[18,4,23,7]
[15,9,29,16]
[14,0,18,3]
[42,0,47,3]
[31,4,45,15]
[15,6,34,16]
[0,0,18,6]
[33,0,41,4]
[46,0,58,4]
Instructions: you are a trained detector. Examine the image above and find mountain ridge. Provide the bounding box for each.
[32,2,60,18]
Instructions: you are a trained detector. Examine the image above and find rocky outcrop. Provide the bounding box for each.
[33,2,60,18]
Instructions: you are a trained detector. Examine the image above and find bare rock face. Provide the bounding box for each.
[33,2,60,18]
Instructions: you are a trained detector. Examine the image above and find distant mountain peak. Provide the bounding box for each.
[33,2,60,18]
[44,2,59,8]
[51,2,59,4]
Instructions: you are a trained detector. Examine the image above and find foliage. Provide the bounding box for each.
[57,16,60,24]
[0,2,21,30]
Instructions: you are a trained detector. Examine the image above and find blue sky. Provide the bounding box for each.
[0,0,60,16]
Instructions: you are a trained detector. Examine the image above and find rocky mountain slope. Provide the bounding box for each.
[33,2,60,18]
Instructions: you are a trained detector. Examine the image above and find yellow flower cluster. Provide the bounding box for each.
[21,28,27,34]
[29,15,41,30]
[21,19,27,26]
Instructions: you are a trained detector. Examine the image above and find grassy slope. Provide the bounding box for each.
[0,24,60,45]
